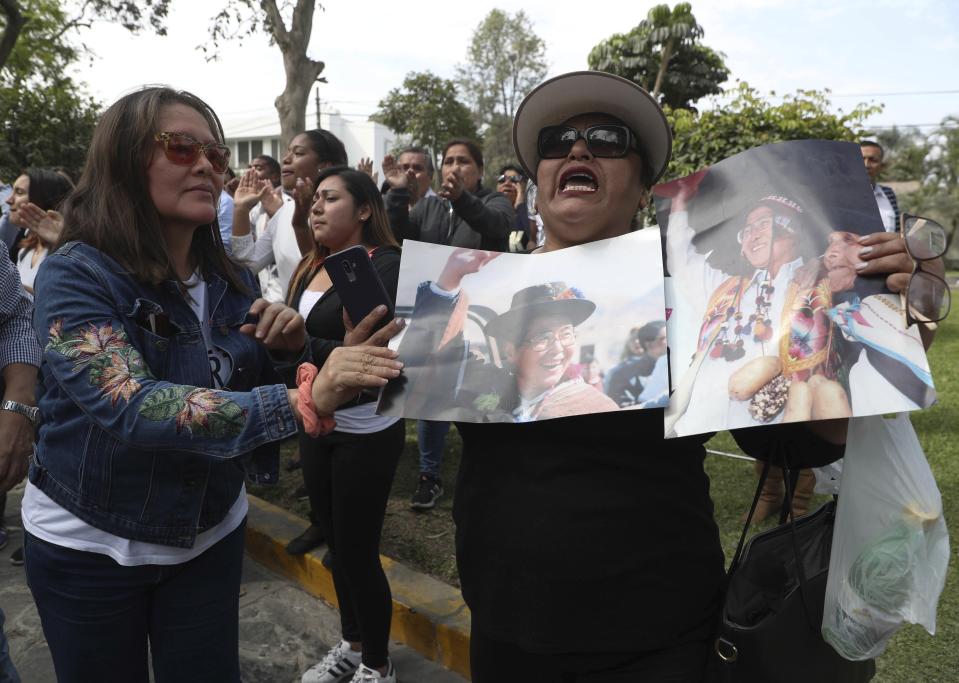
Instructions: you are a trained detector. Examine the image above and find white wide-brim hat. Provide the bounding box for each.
[512,70,672,185]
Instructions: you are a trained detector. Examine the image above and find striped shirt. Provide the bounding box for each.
[875,184,900,232]
[0,242,42,372]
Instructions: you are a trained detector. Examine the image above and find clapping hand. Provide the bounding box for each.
[357,157,379,185]
[438,169,466,202]
[291,176,316,231]
[234,169,271,212]
[260,185,285,217]
[17,203,63,245]
[382,154,417,196]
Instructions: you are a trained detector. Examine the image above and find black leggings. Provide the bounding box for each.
[300,420,405,669]
[470,629,712,683]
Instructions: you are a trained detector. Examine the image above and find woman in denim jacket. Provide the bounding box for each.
[22,87,402,683]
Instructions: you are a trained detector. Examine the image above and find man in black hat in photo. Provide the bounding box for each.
[379,247,618,423]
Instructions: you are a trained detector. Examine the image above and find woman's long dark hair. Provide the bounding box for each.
[58,86,247,292]
[286,167,399,305]
[18,168,74,251]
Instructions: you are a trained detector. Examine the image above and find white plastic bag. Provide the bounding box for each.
[821,413,950,661]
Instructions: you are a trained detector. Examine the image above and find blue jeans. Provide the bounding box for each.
[417,420,450,479]
[24,520,246,683]
[0,608,20,683]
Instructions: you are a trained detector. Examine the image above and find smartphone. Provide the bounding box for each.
[325,245,394,330]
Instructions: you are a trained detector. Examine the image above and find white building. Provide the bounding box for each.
[221,109,397,172]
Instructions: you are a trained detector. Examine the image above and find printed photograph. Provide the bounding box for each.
[656,140,936,438]
[378,231,667,423]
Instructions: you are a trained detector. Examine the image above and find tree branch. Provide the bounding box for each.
[0,0,26,74]
[260,0,289,46]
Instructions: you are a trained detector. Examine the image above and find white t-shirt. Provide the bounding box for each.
[22,273,247,564]
[17,246,46,295]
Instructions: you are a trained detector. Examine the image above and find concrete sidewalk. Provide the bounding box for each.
[0,486,467,683]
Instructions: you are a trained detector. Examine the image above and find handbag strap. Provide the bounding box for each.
[728,458,771,575]
[727,441,818,632]
[780,455,818,631]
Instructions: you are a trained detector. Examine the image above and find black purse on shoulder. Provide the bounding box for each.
[711,458,875,683]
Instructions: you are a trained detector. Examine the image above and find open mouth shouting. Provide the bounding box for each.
[559,165,599,194]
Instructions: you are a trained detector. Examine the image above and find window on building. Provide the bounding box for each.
[271,139,279,158]
[252,140,263,158]
[238,140,250,165]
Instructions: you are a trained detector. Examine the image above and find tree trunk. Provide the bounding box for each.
[651,39,673,100]
[275,51,323,150]
[261,0,325,151]
[0,0,26,74]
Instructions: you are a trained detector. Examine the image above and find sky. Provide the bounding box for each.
[73,0,959,136]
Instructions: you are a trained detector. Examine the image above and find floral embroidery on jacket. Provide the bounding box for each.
[46,319,247,437]
[46,320,151,406]
[139,386,247,438]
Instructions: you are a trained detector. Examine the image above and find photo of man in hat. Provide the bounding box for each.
[378,245,639,424]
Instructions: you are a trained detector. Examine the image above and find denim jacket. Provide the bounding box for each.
[29,242,299,548]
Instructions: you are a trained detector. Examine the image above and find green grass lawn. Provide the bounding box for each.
[256,312,959,680]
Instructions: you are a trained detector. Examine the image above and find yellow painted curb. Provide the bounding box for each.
[245,495,472,679]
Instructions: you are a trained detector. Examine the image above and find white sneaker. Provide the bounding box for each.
[349,660,396,683]
[301,640,362,683]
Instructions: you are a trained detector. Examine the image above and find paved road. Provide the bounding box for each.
[1,486,467,683]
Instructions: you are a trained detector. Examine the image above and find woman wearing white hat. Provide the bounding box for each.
[435,70,931,681]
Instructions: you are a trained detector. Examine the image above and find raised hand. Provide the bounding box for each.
[17,203,63,245]
[261,185,284,218]
[292,176,316,229]
[438,168,466,202]
[382,154,414,192]
[436,247,500,290]
[240,298,307,353]
[234,169,270,212]
[357,157,374,179]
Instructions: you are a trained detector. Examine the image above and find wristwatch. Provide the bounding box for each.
[1,400,40,428]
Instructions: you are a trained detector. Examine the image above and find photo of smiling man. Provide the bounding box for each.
[657,139,935,437]
[377,230,665,424]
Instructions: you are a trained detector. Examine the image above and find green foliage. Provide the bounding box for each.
[456,9,546,126]
[0,0,103,180]
[0,0,170,73]
[664,82,882,181]
[0,80,100,181]
[874,126,929,182]
[589,2,725,108]
[893,118,959,252]
[480,112,515,189]
[373,71,478,164]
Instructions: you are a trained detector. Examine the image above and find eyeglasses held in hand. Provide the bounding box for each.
[900,213,951,327]
[522,326,576,352]
[155,132,231,174]
[497,174,525,184]
[537,124,639,160]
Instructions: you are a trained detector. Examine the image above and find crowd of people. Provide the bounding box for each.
[0,67,944,683]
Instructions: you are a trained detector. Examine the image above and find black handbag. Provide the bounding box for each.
[711,458,876,683]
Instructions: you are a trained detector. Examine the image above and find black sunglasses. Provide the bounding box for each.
[497,173,525,184]
[537,124,639,160]
[155,132,231,174]
[900,213,951,327]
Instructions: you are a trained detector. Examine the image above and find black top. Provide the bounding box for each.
[289,246,402,368]
[385,186,514,251]
[453,409,844,653]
